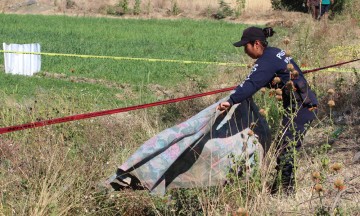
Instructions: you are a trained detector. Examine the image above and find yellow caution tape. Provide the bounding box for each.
[302,67,357,73]
[0,50,246,67]
[0,50,359,73]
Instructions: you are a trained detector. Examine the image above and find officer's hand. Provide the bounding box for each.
[217,102,231,111]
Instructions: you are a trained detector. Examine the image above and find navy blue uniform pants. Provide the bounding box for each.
[276,107,316,186]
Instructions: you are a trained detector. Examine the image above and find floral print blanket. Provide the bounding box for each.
[105,96,270,195]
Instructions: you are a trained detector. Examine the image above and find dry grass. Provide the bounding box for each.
[0,73,359,215]
[1,0,272,17]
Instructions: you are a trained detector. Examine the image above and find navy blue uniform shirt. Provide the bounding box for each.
[227,47,318,109]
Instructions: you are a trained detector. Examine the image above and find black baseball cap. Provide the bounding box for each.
[233,26,266,47]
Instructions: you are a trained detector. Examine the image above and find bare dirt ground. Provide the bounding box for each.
[0,0,307,26]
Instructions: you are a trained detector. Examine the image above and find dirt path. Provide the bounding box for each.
[1,0,309,27]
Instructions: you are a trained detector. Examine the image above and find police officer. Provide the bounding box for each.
[217,26,318,194]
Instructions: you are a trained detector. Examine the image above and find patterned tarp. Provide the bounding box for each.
[105,96,271,195]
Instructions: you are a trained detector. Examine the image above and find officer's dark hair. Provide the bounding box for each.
[249,27,275,47]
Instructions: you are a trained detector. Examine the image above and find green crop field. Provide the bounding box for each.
[0,13,279,128]
[0,14,258,109]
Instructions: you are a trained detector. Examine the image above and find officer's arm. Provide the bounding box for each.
[227,61,277,105]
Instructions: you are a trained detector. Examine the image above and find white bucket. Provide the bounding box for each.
[3,43,41,76]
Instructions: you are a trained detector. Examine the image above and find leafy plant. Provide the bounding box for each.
[235,0,246,18]
[170,0,181,16]
[118,0,129,14]
[133,0,142,15]
[214,0,233,19]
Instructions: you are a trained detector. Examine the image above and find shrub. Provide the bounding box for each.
[214,0,233,19]
[66,0,76,9]
[133,0,142,15]
[271,0,306,11]
[170,1,181,16]
[118,0,129,14]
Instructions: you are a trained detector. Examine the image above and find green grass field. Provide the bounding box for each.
[0,14,250,92]
[0,14,267,125]
[0,14,273,123]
